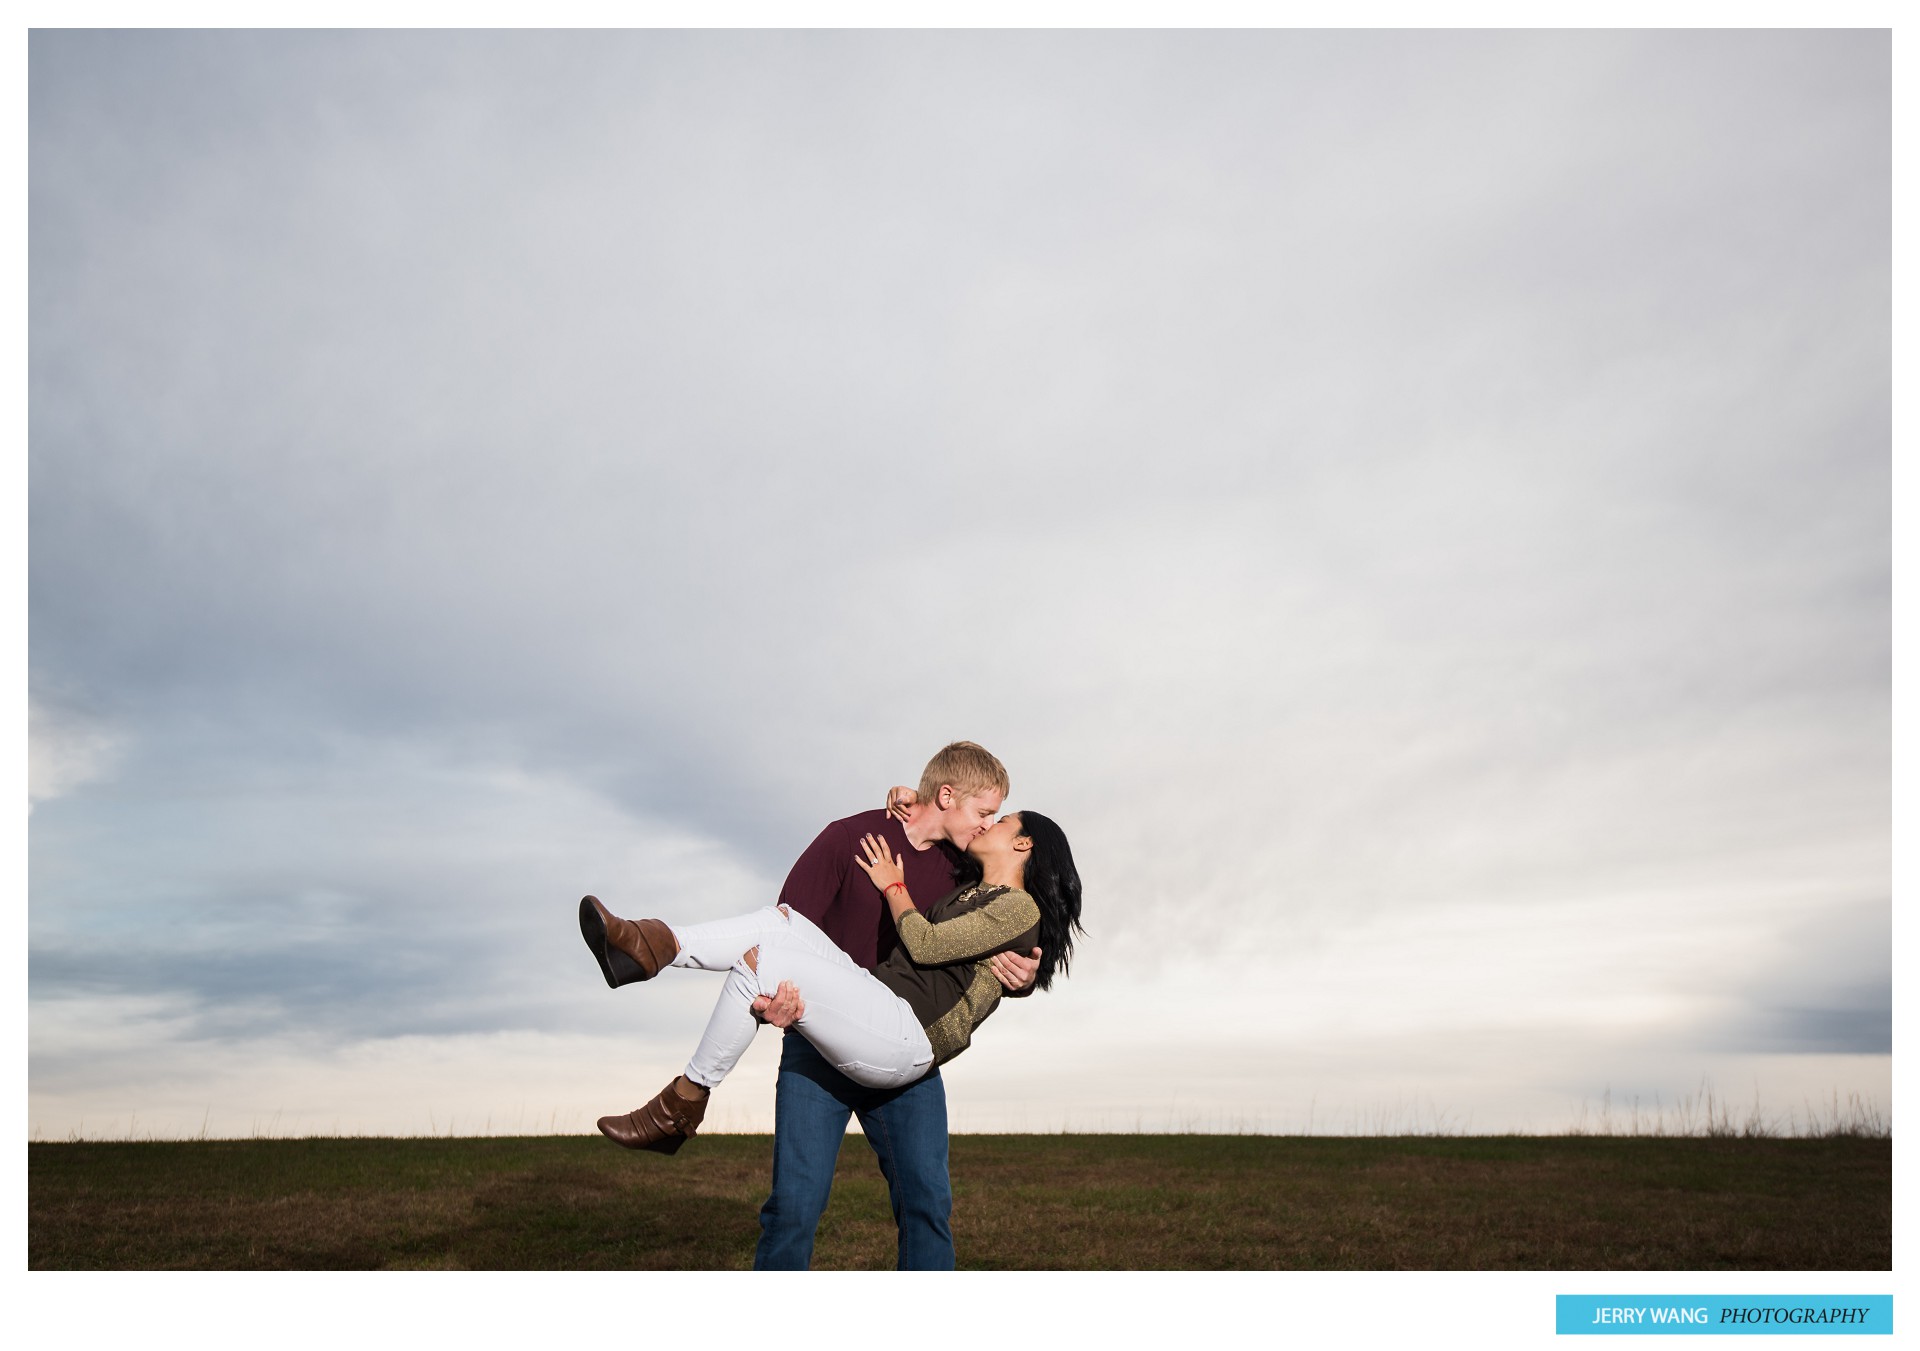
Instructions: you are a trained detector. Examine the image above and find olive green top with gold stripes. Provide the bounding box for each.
[870,883,1043,1067]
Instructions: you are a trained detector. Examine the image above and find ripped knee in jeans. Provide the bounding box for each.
[743,945,759,973]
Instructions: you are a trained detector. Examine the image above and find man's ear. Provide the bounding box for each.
[936,784,954,810]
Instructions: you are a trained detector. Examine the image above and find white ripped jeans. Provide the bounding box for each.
[669,905,935,1092]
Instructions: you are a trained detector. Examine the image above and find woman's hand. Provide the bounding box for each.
[884,786,917,822]
[854,833,907,898]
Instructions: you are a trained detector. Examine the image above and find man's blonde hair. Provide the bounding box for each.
[917,741,1010,806]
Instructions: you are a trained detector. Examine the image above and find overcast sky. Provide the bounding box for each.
[28,29,1889,1137]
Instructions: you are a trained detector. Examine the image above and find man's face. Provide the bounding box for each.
[933,786,1004,848]
[966,813,1025,858]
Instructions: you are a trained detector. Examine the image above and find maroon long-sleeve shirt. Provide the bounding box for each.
[775,809,966,970]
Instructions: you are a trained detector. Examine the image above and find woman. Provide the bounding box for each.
[579,810,1083,1154]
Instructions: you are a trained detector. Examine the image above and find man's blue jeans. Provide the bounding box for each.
[753,1029,954,1270]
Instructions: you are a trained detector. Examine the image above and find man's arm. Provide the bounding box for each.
[775,820,851,925]
[747,822,856,1029]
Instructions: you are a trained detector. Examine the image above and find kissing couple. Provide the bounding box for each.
[576,740,1083,1269]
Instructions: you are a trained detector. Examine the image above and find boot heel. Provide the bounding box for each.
[578,896,674,988]
[597,1078,708,1153]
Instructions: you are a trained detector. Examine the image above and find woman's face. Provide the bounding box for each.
[967,813,1026,857]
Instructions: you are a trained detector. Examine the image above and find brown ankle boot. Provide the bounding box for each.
[597,1076,709,1155]
[579,896,679,988]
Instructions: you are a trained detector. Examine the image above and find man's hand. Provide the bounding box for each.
[884,786,917,822]
[751,980,805,1028]
[989,947,1041,993]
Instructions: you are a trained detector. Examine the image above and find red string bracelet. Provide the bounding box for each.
[884,882,908,895]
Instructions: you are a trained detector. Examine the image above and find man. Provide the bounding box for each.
[748,740,1039,1270]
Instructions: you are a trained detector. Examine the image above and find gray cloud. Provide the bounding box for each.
[1716,898,1893,1055]
[29,30,1888,1132]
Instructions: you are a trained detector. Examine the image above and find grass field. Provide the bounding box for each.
[29,1134,1890,1270]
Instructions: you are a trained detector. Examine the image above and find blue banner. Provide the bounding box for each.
[1557,1295,1891,1335]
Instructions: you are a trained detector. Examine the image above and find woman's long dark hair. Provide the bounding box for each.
[1014,811,1083,990]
